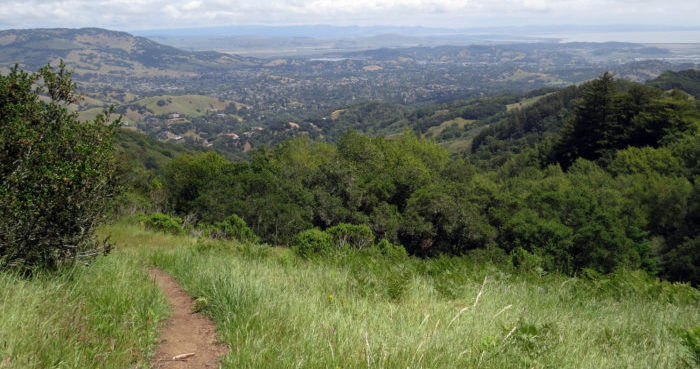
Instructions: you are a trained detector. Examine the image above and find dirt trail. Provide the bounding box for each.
[150,269,228,369]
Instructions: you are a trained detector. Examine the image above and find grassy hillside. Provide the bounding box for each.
[0,28,256,77]
[648,69,700,98]
[2,220,697,368]
[130,94,239,117]
[77,94,244,131]
[114,129,207,171]
[425,117,475,137]
[103,223,697,369]
[0,242,168,368]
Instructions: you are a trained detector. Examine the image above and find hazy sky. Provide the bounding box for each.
[0,0,698,30]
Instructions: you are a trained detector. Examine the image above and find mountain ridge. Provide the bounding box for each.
[0,27,259,77]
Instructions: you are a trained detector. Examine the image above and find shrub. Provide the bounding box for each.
[326,223,374,250]
[140,212,183,234]
[384,266,410,301]
[680,326,700,367]
[208,214,260,243]
[292,229,334,258]
[510,247,544,275]
[0,63,119,271]
[375,239,408,259]
[661,237,699,285]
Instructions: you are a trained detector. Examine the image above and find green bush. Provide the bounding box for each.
[680,326,700,367]
[208,214,260,243]
[375,239,408,259]
[511,247,544,275]
[292,229,334,258]
[140,212,183,234]
[0,63,119,271]
[384,266,410,301]
[326,223,374,250]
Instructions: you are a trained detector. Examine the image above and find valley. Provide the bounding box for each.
[3,28,699,157]
[1,24,699,369]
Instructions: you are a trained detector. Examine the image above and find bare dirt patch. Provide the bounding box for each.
[150,269,228,369]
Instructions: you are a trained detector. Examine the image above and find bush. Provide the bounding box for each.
[292,229,334,258]
[208,214,260,243]
[384,266,410,301]
[0,63,119,271]
[680,326,700,367]
[510,247,544,275]
[661,237,699,285]
[326,223,374,250]
[375,239,408,259]
[140,212,183,234]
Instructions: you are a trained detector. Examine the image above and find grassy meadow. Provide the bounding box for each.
[1,222,698,368]
[137,223,700,368]
[135,94,240,117]
[0,240,168,368]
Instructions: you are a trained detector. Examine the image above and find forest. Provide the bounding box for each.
[120,73,699,285]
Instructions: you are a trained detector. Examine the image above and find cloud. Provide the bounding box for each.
[0,0,697,30]
[182,1,202,10]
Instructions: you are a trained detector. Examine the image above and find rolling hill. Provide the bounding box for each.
[0,28,258,77]
[648,69,700,97]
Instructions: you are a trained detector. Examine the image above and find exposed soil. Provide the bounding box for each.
[150,269,228,369]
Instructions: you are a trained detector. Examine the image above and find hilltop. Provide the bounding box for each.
[0,28,257,77]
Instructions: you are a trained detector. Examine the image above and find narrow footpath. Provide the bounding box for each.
[149,269,229,369]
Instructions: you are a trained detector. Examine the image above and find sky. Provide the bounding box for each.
[0,0,699,31]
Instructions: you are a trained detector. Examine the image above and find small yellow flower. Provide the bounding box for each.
[328,294,333,300]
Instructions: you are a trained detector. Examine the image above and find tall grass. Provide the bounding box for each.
[103,224,698,369]
[6,222,695,368]
[0,231,168,369]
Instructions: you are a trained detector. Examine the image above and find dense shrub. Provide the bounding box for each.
[510,247,544,274]
[0,63,119,271]
[375,239,408,259]
[208,214,260,243]
[140,212,183,234]
[292,229,334,258]
[326,223,374,250]
[680,326,700,367]
[662,237,700,284]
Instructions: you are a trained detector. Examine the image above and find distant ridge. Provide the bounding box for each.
[0,27,259,76]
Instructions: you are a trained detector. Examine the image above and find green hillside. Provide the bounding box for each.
[133,94,239,117]
[648,69,700,98]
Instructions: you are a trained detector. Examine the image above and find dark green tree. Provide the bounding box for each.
[162,151,227,214]
[552,72,619,168]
